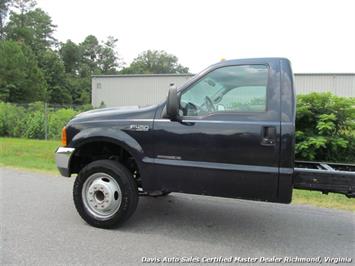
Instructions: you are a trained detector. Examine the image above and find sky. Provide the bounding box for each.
[36,0,355,74]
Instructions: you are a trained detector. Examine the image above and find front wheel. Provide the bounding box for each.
[73,160,138,228]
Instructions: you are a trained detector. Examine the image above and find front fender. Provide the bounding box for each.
[69,127,145,161]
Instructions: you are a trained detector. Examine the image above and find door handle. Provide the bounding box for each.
[261,126,276,146]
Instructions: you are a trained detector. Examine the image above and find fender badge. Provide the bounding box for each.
[129,124,150,131]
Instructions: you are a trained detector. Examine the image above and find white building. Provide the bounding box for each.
[92,73,355,107]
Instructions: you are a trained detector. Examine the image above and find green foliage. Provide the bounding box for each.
[48,108,77,139]
[59,40,81,74]
[58,35,122,104]
[65,74,91,105]
[0,101,26,136]
[0,40,46,102]
[1,1,123,105]
[0,101,80,139]
[11,0,36,13]
[79,35,121,75]
[5,5,57,55]
[80,35,101,74]
[97,36,121,74]
[23,108,45,138]
[0,0,12,39]
[38,50,71,104]
[77,103,93,112]
[121,50,189,74]
[295,93,355,163]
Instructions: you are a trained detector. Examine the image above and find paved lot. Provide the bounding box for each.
[0,167,354,265]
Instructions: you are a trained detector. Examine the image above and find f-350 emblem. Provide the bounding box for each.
[129,124,150,131]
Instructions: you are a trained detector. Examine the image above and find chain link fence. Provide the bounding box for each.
[0,102,93,140]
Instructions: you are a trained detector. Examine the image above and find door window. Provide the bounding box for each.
[180,65,268,116]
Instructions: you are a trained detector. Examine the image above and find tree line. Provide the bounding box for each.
[0,0,189,105]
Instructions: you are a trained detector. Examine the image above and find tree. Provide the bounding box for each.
[38,50,71,104]
[48,85,72,105]
[5,6,57,55]
[65,74,91,105]
[59,40,81,74]
[80,35,100,74]
[2,1,126,105]
[57,35,122,105]
[120,50,189,74]
[97,36,121,74]
[11,0,35,14]
[79,35,121,74]
[0,0,12,39]
[0,40,46,102]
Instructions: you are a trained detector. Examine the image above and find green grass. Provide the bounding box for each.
[292,189,355,211]
[0,137,60,173]
[0,137,354,211]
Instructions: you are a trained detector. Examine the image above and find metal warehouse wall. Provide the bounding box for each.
[294,74,355,97]
[92,73,354,107]
[92,74,192,107]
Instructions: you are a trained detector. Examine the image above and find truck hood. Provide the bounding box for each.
[70,104,159,124]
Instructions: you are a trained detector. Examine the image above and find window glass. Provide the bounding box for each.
[218,86,266,112]
[180,65,268,116]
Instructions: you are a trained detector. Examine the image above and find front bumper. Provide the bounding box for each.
[55,147,75,177]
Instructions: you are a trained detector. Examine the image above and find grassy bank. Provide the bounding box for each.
[0,137,59,172]
[292,189,354,211]
[0,137,354,211]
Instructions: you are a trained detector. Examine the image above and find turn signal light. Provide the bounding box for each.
[61,127,67,146]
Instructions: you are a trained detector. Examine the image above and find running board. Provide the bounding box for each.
[293,161,355,198]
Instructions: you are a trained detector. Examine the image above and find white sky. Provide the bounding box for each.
[36,0,355,73]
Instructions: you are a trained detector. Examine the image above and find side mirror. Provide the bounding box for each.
[166,87,179,121]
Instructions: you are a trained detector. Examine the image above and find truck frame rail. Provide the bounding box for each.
[293,161,355,198]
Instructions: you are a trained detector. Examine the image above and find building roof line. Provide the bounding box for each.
[294,73,355,76]
[92,73,355,78]
[92,74,195,78]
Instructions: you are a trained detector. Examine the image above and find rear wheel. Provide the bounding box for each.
[73,160,138,228]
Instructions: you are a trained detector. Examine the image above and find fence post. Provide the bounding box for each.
[44,102,48,140]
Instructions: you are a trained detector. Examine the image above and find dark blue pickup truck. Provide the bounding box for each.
[55,58,355,228]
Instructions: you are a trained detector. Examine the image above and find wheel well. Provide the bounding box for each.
[70,141,141,185]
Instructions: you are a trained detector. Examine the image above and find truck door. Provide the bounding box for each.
[148,59,281,202]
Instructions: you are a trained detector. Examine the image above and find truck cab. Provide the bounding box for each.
[146,58,295,203]
[56,58,298,228]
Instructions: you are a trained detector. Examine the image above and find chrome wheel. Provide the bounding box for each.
[82,172,122,220]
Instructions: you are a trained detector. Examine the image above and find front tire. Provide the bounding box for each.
[73,160,138,228]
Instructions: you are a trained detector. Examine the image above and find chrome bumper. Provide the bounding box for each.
[55,147,75,177]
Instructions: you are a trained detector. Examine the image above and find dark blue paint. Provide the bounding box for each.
[64,58,295,204]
